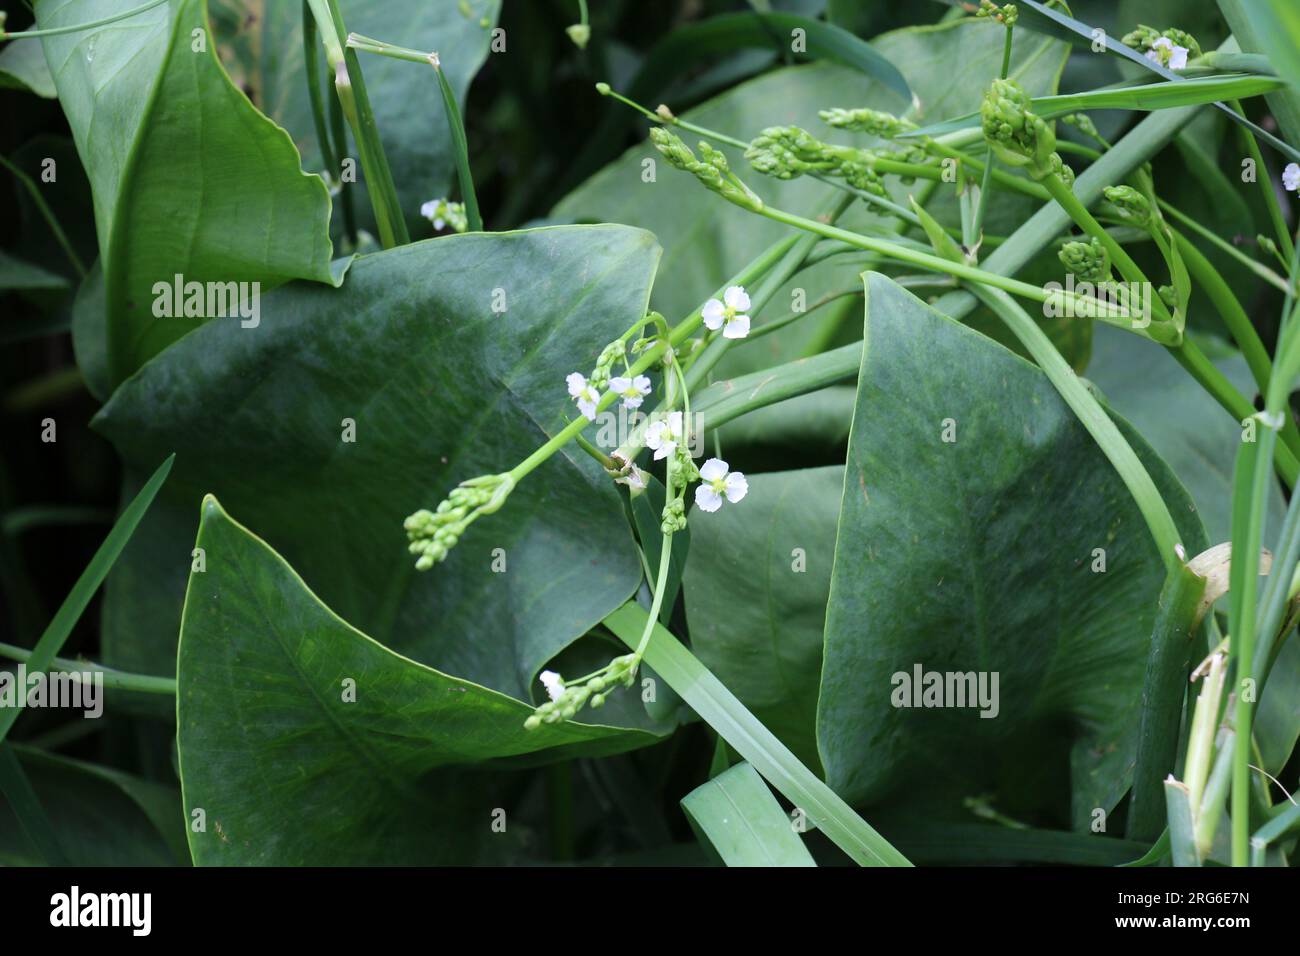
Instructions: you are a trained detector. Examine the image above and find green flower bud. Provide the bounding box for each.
[1120,25,1162,53]
[1058,237,1111,283]
[590,693,606,708]
[649,127,764,211]
[818,107,917,138]
[524,715,542,731]
[980,78,1060,180]
[1103,185,1153,228]
[566,23,590,49]
[977,1,1018,26]
[1159,285,1177,309]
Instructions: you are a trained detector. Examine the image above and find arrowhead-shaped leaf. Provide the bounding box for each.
[817,274,1207,826]
[37,0,338,386]
[179,497,663,865]
[95,226,660,704]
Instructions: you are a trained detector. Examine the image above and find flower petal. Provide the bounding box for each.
[724,471,749,503]
[724,285,751,311]
[702,299,725,330]
[699,457,729,482]
[723,314,751,339]
[633,375,652,394]
[695,484,723,512]
[567,372,587,397]
[608,376,631,393]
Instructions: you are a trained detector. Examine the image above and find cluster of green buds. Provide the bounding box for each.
[1059,237,1111,283]
[524,653,639,730]
[980,78,1073,184]
[746,126,890,196]
[976,0,1018,26]
[818,107,917,140]
[1102,185,1153,229]
[1121,24,1201,59]
[404,473,516,570]
[649,127,764,211]
[587,337,627,391]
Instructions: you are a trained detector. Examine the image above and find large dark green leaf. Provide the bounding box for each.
[96,226,657,704]
[179,497,663,865]
[216,0,500,235]
[0,38,55,97]
[554,18,1068,378]
[818,274,1207,827]
[37,0,338,386]
[683,467,841,772]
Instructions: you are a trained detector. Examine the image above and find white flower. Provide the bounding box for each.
[539,670,565,702]
[420,197,468,232]
[694,458,748,513]
[609,374,652,409]
[421,199,447,230]
[701,285,752,339]
[1284,163,1300,194]
[645,411,684,460]
[1145,36,1189,70]
[566,372,601,421]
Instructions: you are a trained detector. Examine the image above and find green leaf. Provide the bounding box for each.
[626,12,911,103]
[603,601,910,866]
[95,226,657,705]
[0,250,68,293]
[220,0,501,234]
[680,761,816,866]
[1218,0,1300,149]
[818,275,1207,826]
[0,745,187,866]
[179,497,660,865]
[0,38,56,98]
[0,744,67,865]
[0,454,173,745]
[555,17,1068,378]
[37,0,339,387]
[683,467,841,772]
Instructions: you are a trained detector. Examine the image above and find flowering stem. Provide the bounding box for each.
[969,22,1015,248]
[349,34,483,231]
[304,0,409,248]
[507,235,800,485]
[755,203,1138,324]
[0,0,170,39]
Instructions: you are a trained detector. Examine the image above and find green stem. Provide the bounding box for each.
[1158,199,1291,294]
[0,154,87,278]
[327,79,358,247]
[970,23,1015,245]
[1231,99,1294,262]
[1127,564,1208,841]
[1172,228,1273,395]
[431,54,482,232]
[757,203,1144,328]
[1,0,170,39]
[0,642,177,695]
[304,0,409,248]
[303,3,339,178]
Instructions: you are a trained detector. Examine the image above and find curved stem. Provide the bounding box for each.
[1,0,170,39]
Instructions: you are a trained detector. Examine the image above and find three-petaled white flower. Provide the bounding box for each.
[539,670,565,702]
[702,285,752,339]
[1145,36,1189,71]
[694,458,748,512]
[1284,163,1300,195]
[566,372,601,420]
[609,374,652,409]
[645,411,685,460]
